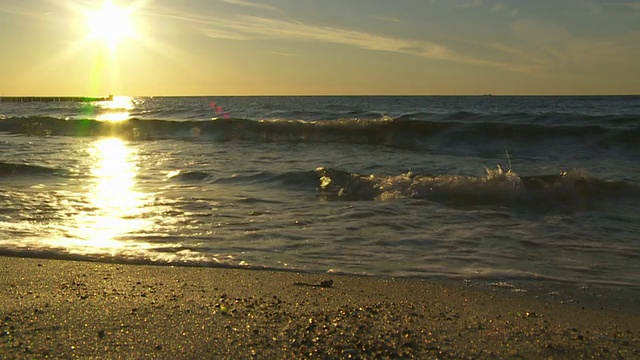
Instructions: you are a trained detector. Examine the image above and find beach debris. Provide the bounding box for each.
[487,281,515,288]
[294,279,334,288]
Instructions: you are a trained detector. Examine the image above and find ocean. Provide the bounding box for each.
[1,95,639,309]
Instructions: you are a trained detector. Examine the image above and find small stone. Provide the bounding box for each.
[320,280,334,288]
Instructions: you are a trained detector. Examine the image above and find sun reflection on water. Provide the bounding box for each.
[67,137,151,251]
[97,95,134,122]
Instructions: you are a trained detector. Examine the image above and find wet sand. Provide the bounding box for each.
[1,256,638,359]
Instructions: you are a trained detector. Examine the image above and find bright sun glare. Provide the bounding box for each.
[97,95,134,122]
[78,138,149,246]
[85,0,137,50]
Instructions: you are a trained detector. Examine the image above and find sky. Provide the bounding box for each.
[0,0,639,96]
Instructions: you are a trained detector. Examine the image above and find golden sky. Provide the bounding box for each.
[0,0,639,96]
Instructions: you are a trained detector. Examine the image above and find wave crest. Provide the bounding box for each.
[0,116,637,150]
[314,167,639,209]
[0,162,62,177]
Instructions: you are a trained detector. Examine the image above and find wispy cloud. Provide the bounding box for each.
[457,0,483,9]
[457,1,518,16]
[193,14,535,73]
[271,51,299,57]
[595,1,640,13]
[0,5,55,18]
[145,5,545,75]
[365,14,402,23]
[199,27,252,41]
[490,3,506,12]
[493,19,640,74]
[220,0,281,13]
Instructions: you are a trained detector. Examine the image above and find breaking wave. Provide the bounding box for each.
[166,165,640,210]
[313,166,640,207]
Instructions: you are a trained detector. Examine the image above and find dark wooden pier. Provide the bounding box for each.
[0,95,114,103]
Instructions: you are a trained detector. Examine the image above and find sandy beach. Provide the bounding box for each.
[0,256,638,359]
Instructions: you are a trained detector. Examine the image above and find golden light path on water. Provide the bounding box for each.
[77,138,147,244]
[46,137,155,257]
[2,97,213,263]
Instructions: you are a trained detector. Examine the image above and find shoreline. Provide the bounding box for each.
[1,256,638,358]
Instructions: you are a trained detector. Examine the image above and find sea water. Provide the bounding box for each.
[1,96,639,309]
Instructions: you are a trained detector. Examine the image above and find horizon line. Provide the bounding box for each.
[2,94,639,98]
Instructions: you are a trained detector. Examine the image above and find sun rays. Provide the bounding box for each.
[52,0,150,95]
[84,0,138,52]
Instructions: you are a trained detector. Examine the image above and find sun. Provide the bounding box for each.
[85,0,137,50]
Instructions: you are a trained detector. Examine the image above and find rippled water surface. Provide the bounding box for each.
[1,96,639,306]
